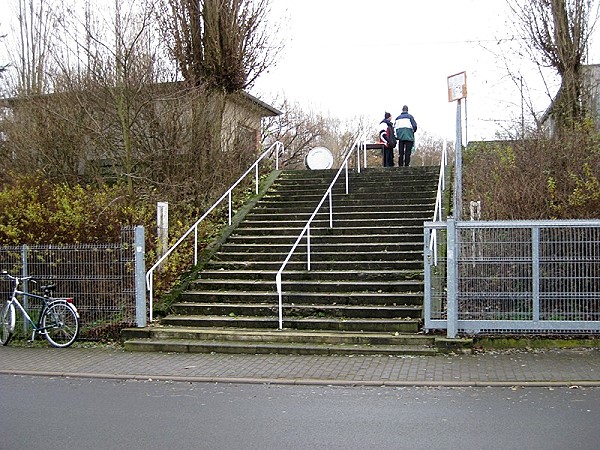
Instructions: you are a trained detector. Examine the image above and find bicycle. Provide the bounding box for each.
[1,271,80,348]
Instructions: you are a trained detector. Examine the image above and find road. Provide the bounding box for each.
[0,375,598,450]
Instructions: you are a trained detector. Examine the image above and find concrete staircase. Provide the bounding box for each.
[124,166,461,355]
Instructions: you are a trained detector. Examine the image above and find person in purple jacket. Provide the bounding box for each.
[394,105,418,167]
[378,112,396,167]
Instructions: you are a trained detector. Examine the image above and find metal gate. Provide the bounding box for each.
[424,219,600,337]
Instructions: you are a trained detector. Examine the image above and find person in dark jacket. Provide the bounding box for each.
[378,112,396,167]
[394,105,418,167]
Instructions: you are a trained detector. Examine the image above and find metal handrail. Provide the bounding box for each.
[275,137,365,329]
[146,141,284,322]
[428,140,449,266]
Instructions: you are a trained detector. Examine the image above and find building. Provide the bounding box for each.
[541,64,600,136]
[0,84,281,178]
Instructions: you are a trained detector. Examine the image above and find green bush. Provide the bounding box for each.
[0,174,151,245]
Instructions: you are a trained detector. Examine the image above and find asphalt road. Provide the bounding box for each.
[1,374,599,450]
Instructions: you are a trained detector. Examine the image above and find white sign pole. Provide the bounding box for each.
[446,72,467,339]
[157,202,169,270]
[447,71,467,220]
[454,101,463,221]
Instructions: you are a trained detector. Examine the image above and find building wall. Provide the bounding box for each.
[582,64,600,129]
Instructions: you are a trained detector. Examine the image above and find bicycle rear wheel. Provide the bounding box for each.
[41,302,79,348]
[1,301,16,346]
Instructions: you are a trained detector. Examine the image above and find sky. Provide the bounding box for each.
[1,0,599,142]
[250,0,600,142]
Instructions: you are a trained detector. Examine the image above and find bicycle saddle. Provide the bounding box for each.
[41,284,56,294]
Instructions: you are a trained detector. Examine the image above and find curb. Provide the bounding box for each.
[2,370,600,387]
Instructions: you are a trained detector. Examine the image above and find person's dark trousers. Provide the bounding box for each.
[382,145,395,167]
[398,140,414,166]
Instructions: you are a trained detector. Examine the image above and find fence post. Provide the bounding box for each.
[21,245,29,337]
[532,225,540,323]
[446,218,458,338]
[134,226,147,327]
[423,226,432,332]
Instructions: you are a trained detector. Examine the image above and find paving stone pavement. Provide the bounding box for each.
[2,345,600,386]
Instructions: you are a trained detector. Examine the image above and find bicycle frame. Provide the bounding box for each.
[4,274,78,340]
[10,292,46,338]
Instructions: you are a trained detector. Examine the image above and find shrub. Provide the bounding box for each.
[463,130,600,220]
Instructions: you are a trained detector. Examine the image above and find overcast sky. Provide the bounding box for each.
[2,1,599,142]
[251,0,600,142]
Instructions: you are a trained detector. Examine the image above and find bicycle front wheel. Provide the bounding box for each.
[1,301,16,346]
[42,302,79,348]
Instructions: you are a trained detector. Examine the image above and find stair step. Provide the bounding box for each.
[245,210,434,221]
[187,279,423,293]
[232,226,426,236]
[124,338,437,355]
[254,198,436,211]
[179,291,424,306]
[160,315,421,332]
[257,195,436,208]
[237,218,432,228]
[225,234,424,245]
[123,326,435,345]
[218,242,423,253]
[212,250,423,262]
[170,303,423,318]
[196,269,423,282]
[204,260,424,271]
[246,209,433,222]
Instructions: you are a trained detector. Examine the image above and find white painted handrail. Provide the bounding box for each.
[428,140,449,266]
[146,141,284,322]
[275,137,366,329]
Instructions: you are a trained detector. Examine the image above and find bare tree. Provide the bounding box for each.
[412,132,449,167]
[0,32,7,75]
[12,0,62,95]
[510,0,600,132]
[157,0,281,159]
[262,97,364,169]
[159,0,279,91]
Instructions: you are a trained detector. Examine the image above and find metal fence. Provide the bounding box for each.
[424,219,600,337]
[0,226,146,340]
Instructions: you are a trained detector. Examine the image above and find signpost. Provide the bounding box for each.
[446,72,467,339]
[447,71,467,220]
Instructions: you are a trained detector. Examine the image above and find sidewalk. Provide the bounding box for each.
[2,345,600,386]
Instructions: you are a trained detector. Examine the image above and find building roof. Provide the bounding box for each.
[241,91,282,117]
[1,83,282,118]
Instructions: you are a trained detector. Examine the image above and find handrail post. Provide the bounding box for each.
[344,162,349,195]
[194,225,198,265]
[228,191,232,225]
[255,164,259,194]
[328,190,333,227]
[276,272,283,329]
[442,141,447,191]
[148,276,153,323]
[306,225,311,270]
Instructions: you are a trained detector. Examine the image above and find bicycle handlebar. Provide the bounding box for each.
[1,270,37,284]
